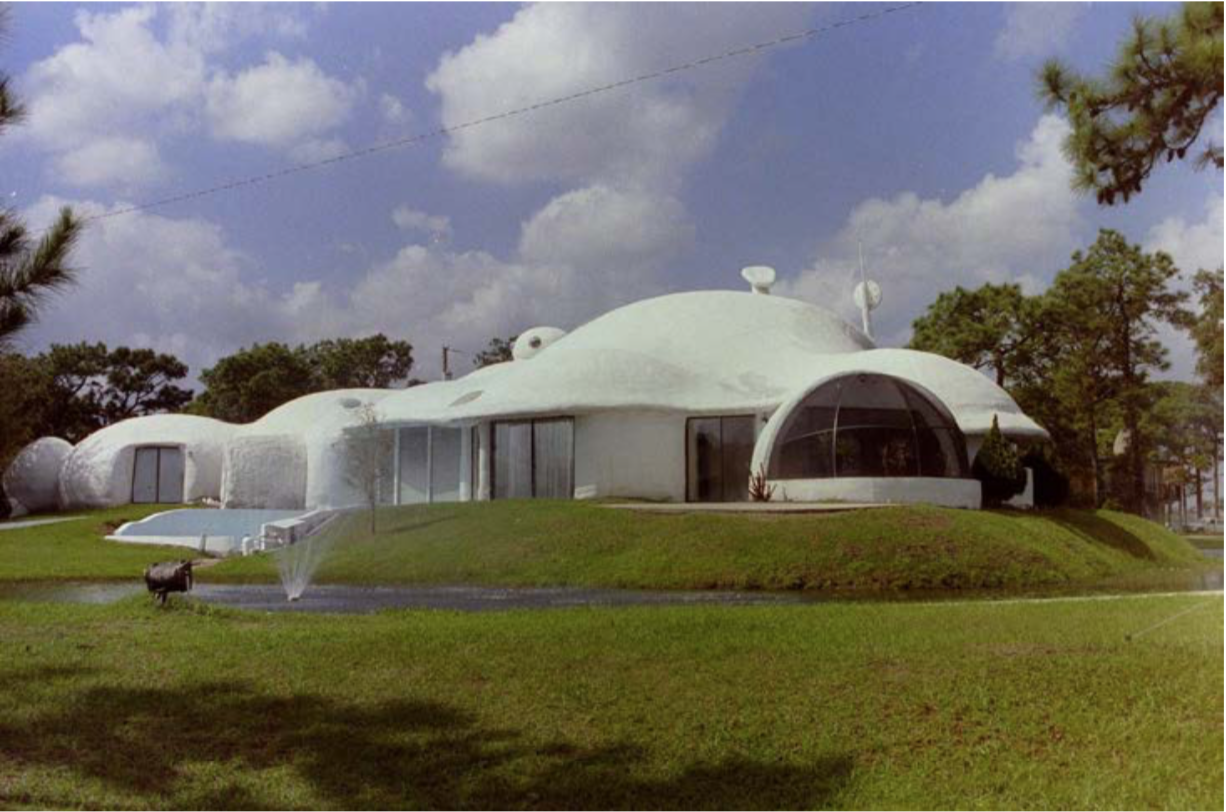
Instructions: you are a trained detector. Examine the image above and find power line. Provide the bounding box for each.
[72,2,921,228]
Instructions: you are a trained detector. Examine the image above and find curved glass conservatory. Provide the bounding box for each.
[768,373,969,480]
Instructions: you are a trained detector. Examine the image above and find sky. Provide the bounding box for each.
[3,1,1222,382]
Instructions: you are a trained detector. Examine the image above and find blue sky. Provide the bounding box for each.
[3,2,1221,380]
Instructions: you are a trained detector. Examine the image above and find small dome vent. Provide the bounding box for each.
[339,397,364,409]
[512,327,567,361]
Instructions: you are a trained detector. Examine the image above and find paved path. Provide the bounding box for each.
[0,516,84,532]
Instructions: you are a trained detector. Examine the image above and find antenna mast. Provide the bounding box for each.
[852,240,882,342]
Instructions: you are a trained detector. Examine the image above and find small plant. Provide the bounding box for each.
[972,414,1027,508]
[748,464,776,502]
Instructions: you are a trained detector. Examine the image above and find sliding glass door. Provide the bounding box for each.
[686,416,755,502]
[491,417,574,500]
[394,425,464,504]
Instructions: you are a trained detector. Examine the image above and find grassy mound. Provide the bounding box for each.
[206,501,1212,594]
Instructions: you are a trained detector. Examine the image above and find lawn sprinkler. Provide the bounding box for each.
[144,560,193,605]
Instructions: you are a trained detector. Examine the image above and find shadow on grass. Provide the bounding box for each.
[0,676,851,809]
[997,509,1157,561]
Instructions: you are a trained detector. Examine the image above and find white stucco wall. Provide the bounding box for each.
[222,434,308,509]
[770,477,982,509]
[3,437,73,516]
[59,415,235,509]
[573,411,687,501]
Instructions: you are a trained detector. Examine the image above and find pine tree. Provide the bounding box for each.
[1039,2,1223,205]
[972,415,1027,508]
[0,12,81,347]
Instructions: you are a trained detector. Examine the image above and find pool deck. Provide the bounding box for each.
[601,502,885,515]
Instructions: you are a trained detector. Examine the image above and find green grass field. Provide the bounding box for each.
[0,593,1219,809]
[0,505,193,582]
[205,501,1212,594]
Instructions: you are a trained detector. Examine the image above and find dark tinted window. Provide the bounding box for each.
[769,374,968,480]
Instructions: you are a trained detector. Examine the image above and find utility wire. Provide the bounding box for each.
[72,2,922,227]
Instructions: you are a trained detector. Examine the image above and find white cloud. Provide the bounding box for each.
[18,5,335,188]
[51,136,169,189]
[20,186,691,379]
[1145,194,1225,380]
[392,206,452,240]
[994,3,1087,61]
[779,115,1081,346]
[519,184,693,273]
[206,52,361,150]
[1145,195,1225,276]
[425,3,812,188]
[379,93,412,126]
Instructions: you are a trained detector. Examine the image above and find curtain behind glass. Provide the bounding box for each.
[533,418,574,499]
[430,427,463,502]
[398,427,429,504]
[494,422,533,499]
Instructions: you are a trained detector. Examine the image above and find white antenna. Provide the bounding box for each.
[740,265,776,295]
[852,240,882,340]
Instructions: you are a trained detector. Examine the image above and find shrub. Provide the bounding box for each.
[973,415,1027,508]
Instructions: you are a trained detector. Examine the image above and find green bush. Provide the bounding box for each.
[973,415,1027,507]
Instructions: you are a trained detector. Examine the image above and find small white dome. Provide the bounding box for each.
[513,327,567,361]
[3,437,73,515]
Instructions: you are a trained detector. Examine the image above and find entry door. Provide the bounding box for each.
[686,416,755,502]
[132,446,184,504]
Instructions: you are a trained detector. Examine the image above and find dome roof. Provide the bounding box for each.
[237,389,393,438]
[378,290,875,423]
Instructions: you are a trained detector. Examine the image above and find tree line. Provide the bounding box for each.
[909,230,1222,515]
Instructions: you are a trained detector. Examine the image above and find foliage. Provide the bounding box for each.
[192,335,414,423]
[1190,267,1223,388]
[748,464,776,502]
[0,353,53,516]
[473,335,516,368]
[342,403,392,534]
[908,283,1037,386]
[301,334,413,389]
[0,20,81,347]
[190,342,316,424]
[972,415,1027,507]
[1039,2,1223,205]
[34,342,192,442]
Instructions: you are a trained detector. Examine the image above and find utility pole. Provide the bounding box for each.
[442,346,467,381]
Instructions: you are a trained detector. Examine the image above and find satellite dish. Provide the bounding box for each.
[853,279,882,311]
[740,265,776,294]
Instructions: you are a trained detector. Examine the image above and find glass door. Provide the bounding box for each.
[686,416,756,502]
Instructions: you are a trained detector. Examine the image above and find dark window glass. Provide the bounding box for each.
[769,374,969,480]
[431,427,463,502]
[687,416,756,502]
[687,418,722,502]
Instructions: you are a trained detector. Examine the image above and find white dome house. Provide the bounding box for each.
[58,414,235,509]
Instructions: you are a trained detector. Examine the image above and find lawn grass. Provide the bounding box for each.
[1184,534,1224,550]
[0,504,192,582]
[0,593,1219,809]
[204,501,1213,594]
